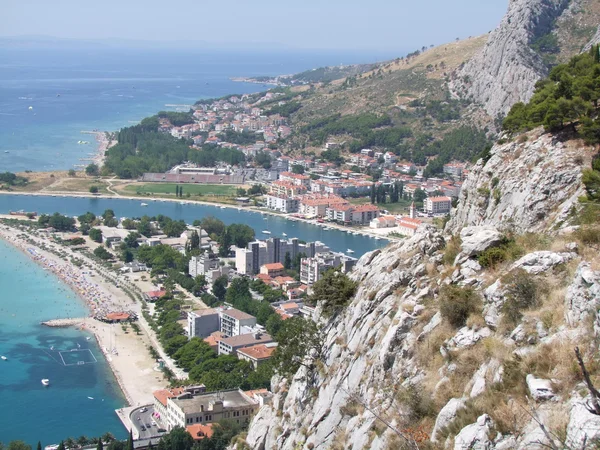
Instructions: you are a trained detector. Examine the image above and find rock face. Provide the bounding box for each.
[564,262,600,326]
[450,0,571,118]
[455,226,504,264]
[454,414,494,450]
[446,130,586,234]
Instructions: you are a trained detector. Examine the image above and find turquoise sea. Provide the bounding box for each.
[0,238,127,445]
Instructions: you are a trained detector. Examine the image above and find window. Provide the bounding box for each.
[205,415,212,421]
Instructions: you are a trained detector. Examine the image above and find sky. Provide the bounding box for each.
[1,0,508,51]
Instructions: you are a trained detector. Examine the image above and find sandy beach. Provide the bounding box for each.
[0,224,166,406]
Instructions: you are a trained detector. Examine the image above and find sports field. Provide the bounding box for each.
[122,183,239,197]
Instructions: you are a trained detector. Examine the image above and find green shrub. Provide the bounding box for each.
[439,285,481,328]
[309,269,357,316]
[478,247,508,268]
[443,235,462,266]
[575,226,600,249]
[501,269,542,326]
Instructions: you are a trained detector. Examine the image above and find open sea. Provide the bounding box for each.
[0,46,391,444]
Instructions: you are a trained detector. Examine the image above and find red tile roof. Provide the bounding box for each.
[187,424,213,440]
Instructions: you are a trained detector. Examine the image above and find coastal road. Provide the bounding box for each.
[130,405,165,440]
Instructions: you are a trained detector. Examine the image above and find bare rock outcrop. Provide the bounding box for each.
[450,0,571,118]
[446,130,586,235]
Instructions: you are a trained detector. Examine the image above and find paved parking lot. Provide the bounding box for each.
[130,406,166,439]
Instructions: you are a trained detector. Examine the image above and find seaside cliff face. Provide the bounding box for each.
[240,131,600,448]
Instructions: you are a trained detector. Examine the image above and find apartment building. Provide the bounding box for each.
[265,194,299,213]
[165,389,263,431]
[220,308,257,338]
[300,252,357,285]
[425,196,452,214]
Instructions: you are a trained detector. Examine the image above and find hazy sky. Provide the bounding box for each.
[2,0,508,51]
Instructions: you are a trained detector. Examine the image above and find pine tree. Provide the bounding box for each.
[190,231,200,249]
[180,186,184,198]
[96,439,103,450]
[57,442,65,450]
[37,442,42,450]
[370,183,376,204]
[127,429,134,450]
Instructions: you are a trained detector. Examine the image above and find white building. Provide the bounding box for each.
[299,252,357,285]
[265,194,299,213]
[189,254,220,277]
[187,308,220,338]
[220,308,257,338]
[425,196,452,214]
[369,215,397,229]
[396,217,422,237]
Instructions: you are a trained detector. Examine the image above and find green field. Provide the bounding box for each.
[122,183,239,197]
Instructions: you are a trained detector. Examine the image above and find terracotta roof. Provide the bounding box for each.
[256,273,273,282]
[203,331,226,348]
[280,302,299,310]
[237,343,278,360]
[218,332,273,348]
[427,196,452,202]
[105,312,130,321]
[153,387,186,407]
[146,290,166,298]
[186,424,214,440]
[262,262,284,271]
[352,204,379,212]
[275,309,293,320]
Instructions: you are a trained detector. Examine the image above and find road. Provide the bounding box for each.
[130,405,166,440]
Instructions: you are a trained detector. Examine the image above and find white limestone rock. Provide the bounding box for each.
[566,398,600,449]
[455,226,504,264]
[454,414,494,450]
[511,251,576,274]
[565,262,600,326]
[526,374,555,400]
[431,397,466,442]
[447,326,492,349]
[450,0,572,118]
[446,132,586,235]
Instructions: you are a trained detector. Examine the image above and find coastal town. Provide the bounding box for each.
[114,92,465,237]
[0,203,362,443]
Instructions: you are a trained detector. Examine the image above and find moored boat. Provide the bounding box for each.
[1,355,7,360]
[41,379,50,386]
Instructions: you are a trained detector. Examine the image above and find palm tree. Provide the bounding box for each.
[77,436,89,448]
[64,438,76,450]
[89,438,99,445]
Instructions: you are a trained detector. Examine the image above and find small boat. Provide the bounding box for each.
[375,237,381,240]
[41,379,50,386]
[87,396,94,400]
[262,230,271,234]
[140,203,148,207]
[180,201,185,205]
[4,150,8,153]
[86,337,91,341]
[1,356,7,361]
[347,249,355,254]
[282,233,287,237]
[220,206,226,209]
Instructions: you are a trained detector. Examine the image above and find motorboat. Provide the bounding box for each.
[1,356,7,360]
[262,230,271,234]
[41,379,50,386]
[346,249,355,254]
[282,233,287,237]
[88,396,94,400]
[141,203,148,207]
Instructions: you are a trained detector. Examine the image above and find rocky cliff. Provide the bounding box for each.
[450,0,572,119]
[445,128,594,235]
[242,216,600,449]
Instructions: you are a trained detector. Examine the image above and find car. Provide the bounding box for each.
[140,407,147,413]
[140,426,146,431]
[137,417,141,420]
[157,428,166,433]
[146,423,151,428]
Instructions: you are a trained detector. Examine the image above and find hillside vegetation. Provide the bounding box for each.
[503,44,600,143]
